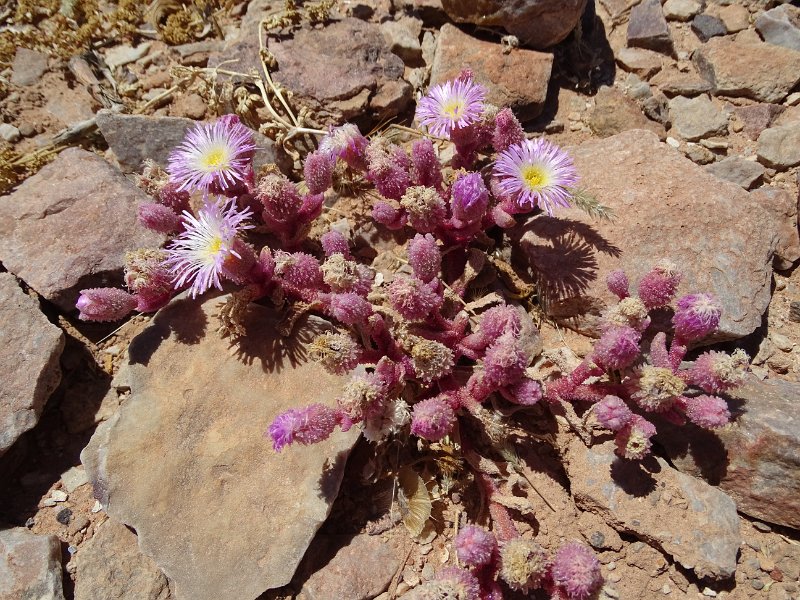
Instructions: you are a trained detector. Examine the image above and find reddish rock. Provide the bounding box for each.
[649,64,712,97]
[565,438,740,580]
[733,104,785,141]
[430,24,553,121]
[615,47,664,79]
[393,0,447,25]
[516,130,778,340]
[10,48,48,86]
[81,298,359,600]
[0,528,64,600]
[588,86,665,139]
[656,377,800,530]
[627,0,674,55]
[441,0,587,50]
[693,38,800,103]
[0,273,64,457]
[0,148,165,312]
[750,186,800,270]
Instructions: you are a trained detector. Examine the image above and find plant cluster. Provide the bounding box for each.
[76,71,749,599]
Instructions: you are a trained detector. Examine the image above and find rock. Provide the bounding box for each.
[705,156,765,190]
[440,0,587,50]
[627,0,673,55]
[392,0,447,26]
[0,123,20,143]
[0,528,64,600]
[656,377,800,530]
[60,465,89,493]
[642,91,671,127]
[616,47,663,79]
[649,65,712,97]
[668,95,728,141]
[757,123,800,169]
[663,0,701,22]
[96,111,194,172]
[0,273,64,457]
[168,93,207,120]
[750,186,800,270]
[174,40,224,66]
[297,534,405,600]
[519,130,778,340]
[74,519,171,600]
[682,142,716,165]
[733,104,785,140]
[10,48,48,86]
[104,43,152,69]
[693,38,800,103]
[81,297,359,600]
[430,24,553,121]
[756,4,800,52]
[380,17,423,64]
[718,4,750,34]
[565,438,740,580]
[691,14,727,43]
[44,84,96,126]
[588,86,665,139]
[0,148,165,312]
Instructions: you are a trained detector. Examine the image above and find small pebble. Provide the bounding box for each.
[666,137,680,148]
[753,521,772,532]
[602,585,620,599]
[662,583,671,594]
[25,517,35,528]
[751,579,765,590]
[701,587,717,597]
[50,490,68,502]
[607,561,616,571]
[67,545,78,555]
[402,570,420,587]
[66,561,77,574]
[789,301,800,323]
[608,573,622,583]
[0,123,21,143]
[421,563,435,581]
[771,333,793,352]
[770,569,783,582]
[418,543,432,556]
[18,122,35,137]
[775,278,787,291]
[56,508,73,525]
[91,500,103,514]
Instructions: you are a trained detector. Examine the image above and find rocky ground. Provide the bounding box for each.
[1,0,800,599]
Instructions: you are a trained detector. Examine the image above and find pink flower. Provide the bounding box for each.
[483,332,528,387]
[415,77,487,138]
[164,198,254,298]
[167,115,256,193]
[76,288,137,322]
[594,395,633,431]
[407,233,441,283]
[455,524,497,567]
[410,138,443,189]
[685,394,730,429]
[318,123,368,171]
[606,269,630,299]
[268,403,338,451]
[673,293,722,342]
[689,349,748,394]
[493,138,578,215]
[551,542,602,600]
[320,230,351,259]
[410,395,456,441]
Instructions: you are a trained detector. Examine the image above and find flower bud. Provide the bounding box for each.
[76,288,137,322]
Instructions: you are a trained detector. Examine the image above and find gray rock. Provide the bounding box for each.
[565,438,740,580]
[650,65,712,97]
[0,124,21,143]
[393,0,447,25]
[750,186,800,270]
[0,148,165,312]
[656,377,800,530]
[616,47,664,79]
[663,0,701,22]
[104,43,152,69]
[756,4,800,51]
[380,17,423,63]
[682,142,716,165]
[691,14,727,42]
[0,528,64,600]
[430,24,553,121]
[81,297,359,600]
[705,156,765,189]
[10,48,48,86]
[627,0,673,55]
[440,0,587,50]
[519,130,778,340]
[0,273,64,457]
[668,95,728,141]
[757,123,800,169]
[297,534,405,600]
[74,519,171,600]
[694,37,800,103]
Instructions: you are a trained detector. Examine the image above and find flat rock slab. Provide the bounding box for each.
[656,377,800,530]
[0,148,165,312]
[75,518,171,600]
[519,129,777,340]
[627,0,673,55]
[693,37,800,103]
[588,86,665,139]
[668,95,728,141]
[757,123,800,170]
[755,4,800,52]
[0,273,64,456]
[81,296,359,600]
[565,439,740,580]
[431,24,553,121]
[705,156,765,190]
[0,528,64,600]
[441,0,587,50]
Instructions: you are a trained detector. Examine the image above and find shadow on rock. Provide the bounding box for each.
[128,297,208,366]
[610,455,660,498]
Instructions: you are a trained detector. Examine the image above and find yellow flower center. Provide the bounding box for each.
[520,164,548,190]
[207,237,223,256]
[442,99,464,120]
[201,146,228,171]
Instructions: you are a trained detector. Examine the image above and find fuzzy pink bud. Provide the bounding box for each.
[257,173,303,225]
[303,150,335,195]
[324,292,373,325]
[366,139,411,200]
[372,200,407,230]
[606,269,630,300]
[76,288,138,322]
[591,326,640,371]
[451,171,489,224]
[388,275,442,321]
[274,252,323,300]
[400,186,447,233]
[319,123,368,172]
[268,403,338,451]
[138,202,182,234]
[673,293,721,342]
[407,233,441,283]
[455,525,497,567]
[684,394,730,429]
[320,230,351,259]
[492,107,525,152]
[615,414,656,460]
[462,305,521,352]
[551,542,603,600]
[594,395,633,431]
[410,138,443,189]
[637,260,682,310]
[410,395,456,441]
[157,181,191,214]
[124,249,173,312]
[483,332,528,387]
[505,377,543,406]
[689,349,748,394]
